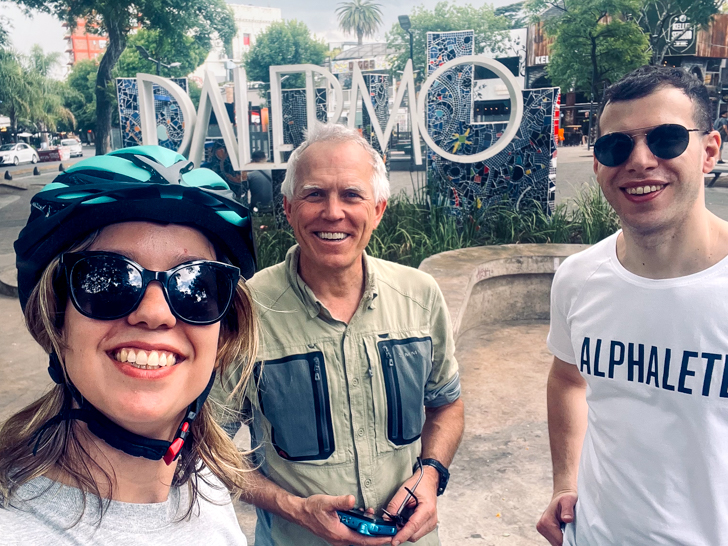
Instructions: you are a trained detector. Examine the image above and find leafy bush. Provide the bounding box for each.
[253,185,620,269]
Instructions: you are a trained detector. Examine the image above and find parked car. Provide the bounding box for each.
[60,138,83,158]
[0,143,38,166]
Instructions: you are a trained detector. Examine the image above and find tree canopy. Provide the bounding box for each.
[529,0,650,99]
[9,0,237,154]
[386,2,511,83]
[115,29,211,78]
[0,45,73,141]
[336,0,384,45]
[638,0,723,65]
[244,20,327,89]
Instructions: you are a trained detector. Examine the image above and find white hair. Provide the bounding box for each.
[280,123,391,204]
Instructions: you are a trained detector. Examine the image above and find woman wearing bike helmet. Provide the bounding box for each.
[0,146,257,544]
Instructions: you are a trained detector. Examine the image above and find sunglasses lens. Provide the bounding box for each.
[595,132,634,167]
[168,264,235,324]
[647,124,690,160]
[70,256,143,319]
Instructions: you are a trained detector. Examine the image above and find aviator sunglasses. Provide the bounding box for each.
[60,251,241,325]
[594,123,706,167]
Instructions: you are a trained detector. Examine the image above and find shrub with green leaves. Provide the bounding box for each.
[253,185,620,270]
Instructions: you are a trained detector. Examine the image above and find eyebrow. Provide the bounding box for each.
[299,184,367,193]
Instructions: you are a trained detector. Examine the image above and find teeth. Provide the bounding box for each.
[316,232,348,240]
[147,351,158,366]
[626,184,664,195]
[111,348,179,370]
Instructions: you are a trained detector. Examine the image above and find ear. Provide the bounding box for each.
[373,199,387,229]
[593,154,599,176]
[283,196,293,225]
[703,130,722,174]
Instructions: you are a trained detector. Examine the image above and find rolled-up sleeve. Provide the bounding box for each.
[424,281,461,408]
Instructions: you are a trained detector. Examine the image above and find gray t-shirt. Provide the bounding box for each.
[0,473,247,545]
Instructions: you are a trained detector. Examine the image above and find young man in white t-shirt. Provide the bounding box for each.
[537,66,728,545]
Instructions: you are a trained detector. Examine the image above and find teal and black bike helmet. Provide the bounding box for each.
[15,145,256,310]
[14,145,257,464]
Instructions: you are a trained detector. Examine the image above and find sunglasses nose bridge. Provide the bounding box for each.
[132,271,177,324]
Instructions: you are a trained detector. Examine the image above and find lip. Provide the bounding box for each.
[108,341,185,359]
[109,353,180,380]
[619,181,667,203]
[311,231,353,243]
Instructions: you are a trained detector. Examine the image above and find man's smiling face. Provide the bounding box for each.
[594,86,718,236]
[284,140,387,275]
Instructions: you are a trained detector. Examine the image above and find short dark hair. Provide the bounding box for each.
[597,65,712,136]
[251,150,267,162]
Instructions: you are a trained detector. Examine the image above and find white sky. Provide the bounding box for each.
[2,0,517,75]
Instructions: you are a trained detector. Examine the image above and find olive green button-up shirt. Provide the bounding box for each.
[219,246,460,546]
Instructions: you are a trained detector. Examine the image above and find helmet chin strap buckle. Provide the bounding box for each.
[163,421,190,465]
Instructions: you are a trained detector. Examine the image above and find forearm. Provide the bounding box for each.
[420,398,464,467]
[547,363,588,493]
[239,467,304,524]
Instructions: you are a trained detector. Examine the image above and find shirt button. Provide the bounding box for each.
[352,378,359,386]
[365,478,372,488]
[358,428,365,437]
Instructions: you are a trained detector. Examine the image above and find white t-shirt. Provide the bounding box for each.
[548,231,728,545]
[0,471,247,545]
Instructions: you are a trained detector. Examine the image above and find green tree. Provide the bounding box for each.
[0,46,72,142]
[63,59,100,136]
[11,0,237,156]
[336,0,383,45]
[529,0,649,100]
[244,20,327,90]
[26,45,74,143]
[495,1,529,29]
[386,2,511,83]
[638,0,723,65]
[116,28,210,78]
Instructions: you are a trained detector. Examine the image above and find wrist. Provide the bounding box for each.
[279,491,306,524]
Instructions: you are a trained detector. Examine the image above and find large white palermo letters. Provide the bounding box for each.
[136,56,523,170]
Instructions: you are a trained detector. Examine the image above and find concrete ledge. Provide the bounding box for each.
[419,244,589,339]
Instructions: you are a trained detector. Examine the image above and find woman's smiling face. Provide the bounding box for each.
[61,221,221,441]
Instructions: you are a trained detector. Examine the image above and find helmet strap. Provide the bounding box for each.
[33,353,215,465]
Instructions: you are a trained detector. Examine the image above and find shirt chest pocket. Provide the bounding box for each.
[255,351,335,461]
[378,337,433,446]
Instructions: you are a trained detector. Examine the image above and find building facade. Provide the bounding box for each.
[63,19,107,65]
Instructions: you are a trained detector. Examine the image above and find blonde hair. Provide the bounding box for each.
[0,231,258,520]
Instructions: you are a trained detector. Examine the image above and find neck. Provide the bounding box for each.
[618,208,728,279]
[49,422,177,504]
[298,252,366,323]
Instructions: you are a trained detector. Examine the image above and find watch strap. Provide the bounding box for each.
[418,458,450,496]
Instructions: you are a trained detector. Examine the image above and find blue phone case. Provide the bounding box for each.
[337,510,398,537]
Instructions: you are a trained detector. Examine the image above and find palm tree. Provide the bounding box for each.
[336,0,383,45]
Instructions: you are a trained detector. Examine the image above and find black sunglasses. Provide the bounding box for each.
[61,251,240,325]
[594,124,706,167]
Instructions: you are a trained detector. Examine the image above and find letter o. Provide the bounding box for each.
[416,55,524,164]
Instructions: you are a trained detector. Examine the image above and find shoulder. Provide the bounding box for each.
[553,233,616,297]
[369,257,440,307]
[248,261,290,306]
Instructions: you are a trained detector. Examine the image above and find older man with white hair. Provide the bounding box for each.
[218,123,464,546]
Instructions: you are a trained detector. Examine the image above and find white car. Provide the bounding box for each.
[0,143,38,166]
[60,138,83,158]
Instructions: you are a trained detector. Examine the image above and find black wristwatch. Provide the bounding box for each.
[417,458,450,496]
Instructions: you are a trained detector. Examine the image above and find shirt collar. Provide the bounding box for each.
[284,245,379,319]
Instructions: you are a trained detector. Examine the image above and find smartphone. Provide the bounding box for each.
[337,510,398,537]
